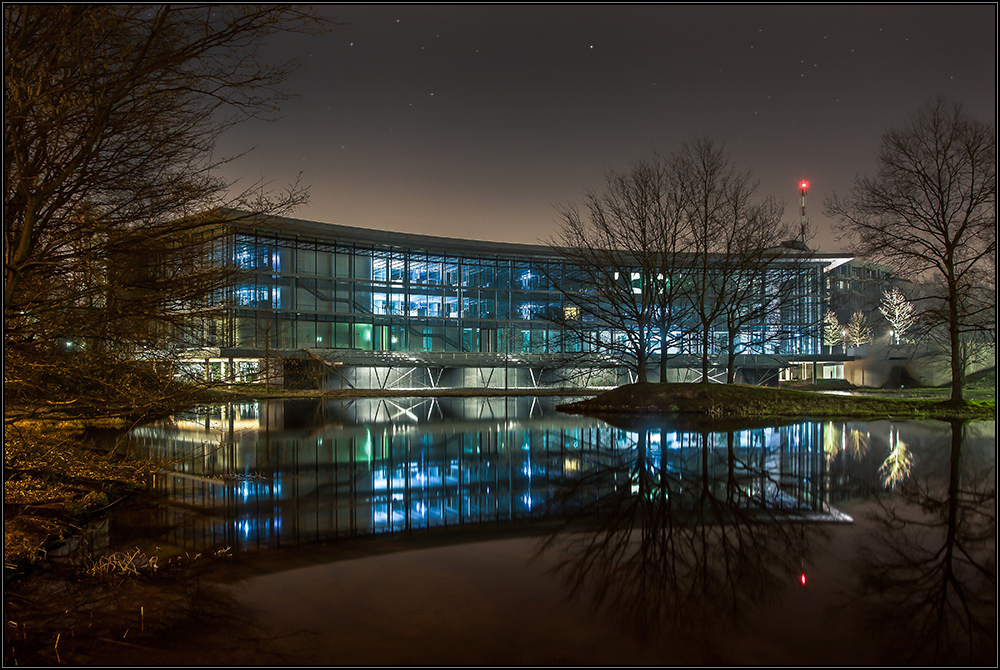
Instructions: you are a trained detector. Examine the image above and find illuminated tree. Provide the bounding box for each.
[846,311,873,349]
[823,310,846,353]
[879,287,916,344]
[825,97,996,403]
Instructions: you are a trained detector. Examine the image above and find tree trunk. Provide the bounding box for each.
[659,325,668,383]
[700,327,710,384]
[949,285,964,403]
[726,324,738,383]
[636,348,648,384]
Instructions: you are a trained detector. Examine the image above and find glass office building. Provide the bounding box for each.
[189,211,844,388]
[225,216,575,357]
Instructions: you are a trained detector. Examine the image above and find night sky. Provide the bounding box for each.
[214,5,996,252]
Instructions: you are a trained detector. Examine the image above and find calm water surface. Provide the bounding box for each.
[100,397,994,665]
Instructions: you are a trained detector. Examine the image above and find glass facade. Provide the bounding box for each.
[214,217,828,361]
[227,231,579,355]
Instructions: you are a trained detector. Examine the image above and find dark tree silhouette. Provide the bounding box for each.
[550,145,795,385]
[550,157,677,383]
[674,138,791,384]
[4,5,333,417]
[824,97,996,403]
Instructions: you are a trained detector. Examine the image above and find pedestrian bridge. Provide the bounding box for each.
[179,347,855,390]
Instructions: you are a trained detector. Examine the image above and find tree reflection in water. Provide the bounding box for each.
[538,418,834,644]
[540,416,996,665]
[851,418,996,665]
[114,400,993,663]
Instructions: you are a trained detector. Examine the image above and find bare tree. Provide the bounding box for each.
[825,97,996,403]
[552,143,798,386]
[715,198,792,383]
[550,158,673,383]
[648,160,692,383]
[4,5,331,415]
[674,138,785,384]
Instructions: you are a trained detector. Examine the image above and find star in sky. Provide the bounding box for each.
[213,5,996,251]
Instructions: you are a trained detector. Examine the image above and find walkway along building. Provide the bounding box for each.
[179,210,854,389]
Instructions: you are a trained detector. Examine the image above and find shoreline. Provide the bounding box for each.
[556,382,995,422]
[4,385,995,665]
[197,381,996,422]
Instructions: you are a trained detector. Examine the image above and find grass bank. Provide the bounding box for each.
[557,382,996,422]
[3,420,159,576]
[199,385,600,401]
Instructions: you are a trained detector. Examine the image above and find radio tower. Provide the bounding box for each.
[798,180,810,245]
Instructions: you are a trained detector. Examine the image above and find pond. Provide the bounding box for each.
[94,397,994,665]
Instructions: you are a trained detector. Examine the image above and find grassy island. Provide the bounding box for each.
[557,382,996,422]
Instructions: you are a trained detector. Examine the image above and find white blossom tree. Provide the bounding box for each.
[846,311,874,349]
[880,288,916,344]
[823,310,846,353]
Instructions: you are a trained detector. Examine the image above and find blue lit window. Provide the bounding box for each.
[234,286,273,306]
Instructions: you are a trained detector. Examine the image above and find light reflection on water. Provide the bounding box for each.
[110,398,994,665]
[122,397,843,552]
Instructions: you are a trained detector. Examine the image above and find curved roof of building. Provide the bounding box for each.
[221,208,557,259]
[217,208,853,267]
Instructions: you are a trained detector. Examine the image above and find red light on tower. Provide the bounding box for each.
[798,180,810,243]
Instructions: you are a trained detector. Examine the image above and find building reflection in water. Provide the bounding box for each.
[121,400,993,664]
[536,415,844,643]
[536,415,994,665]
[123,398,842,554]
